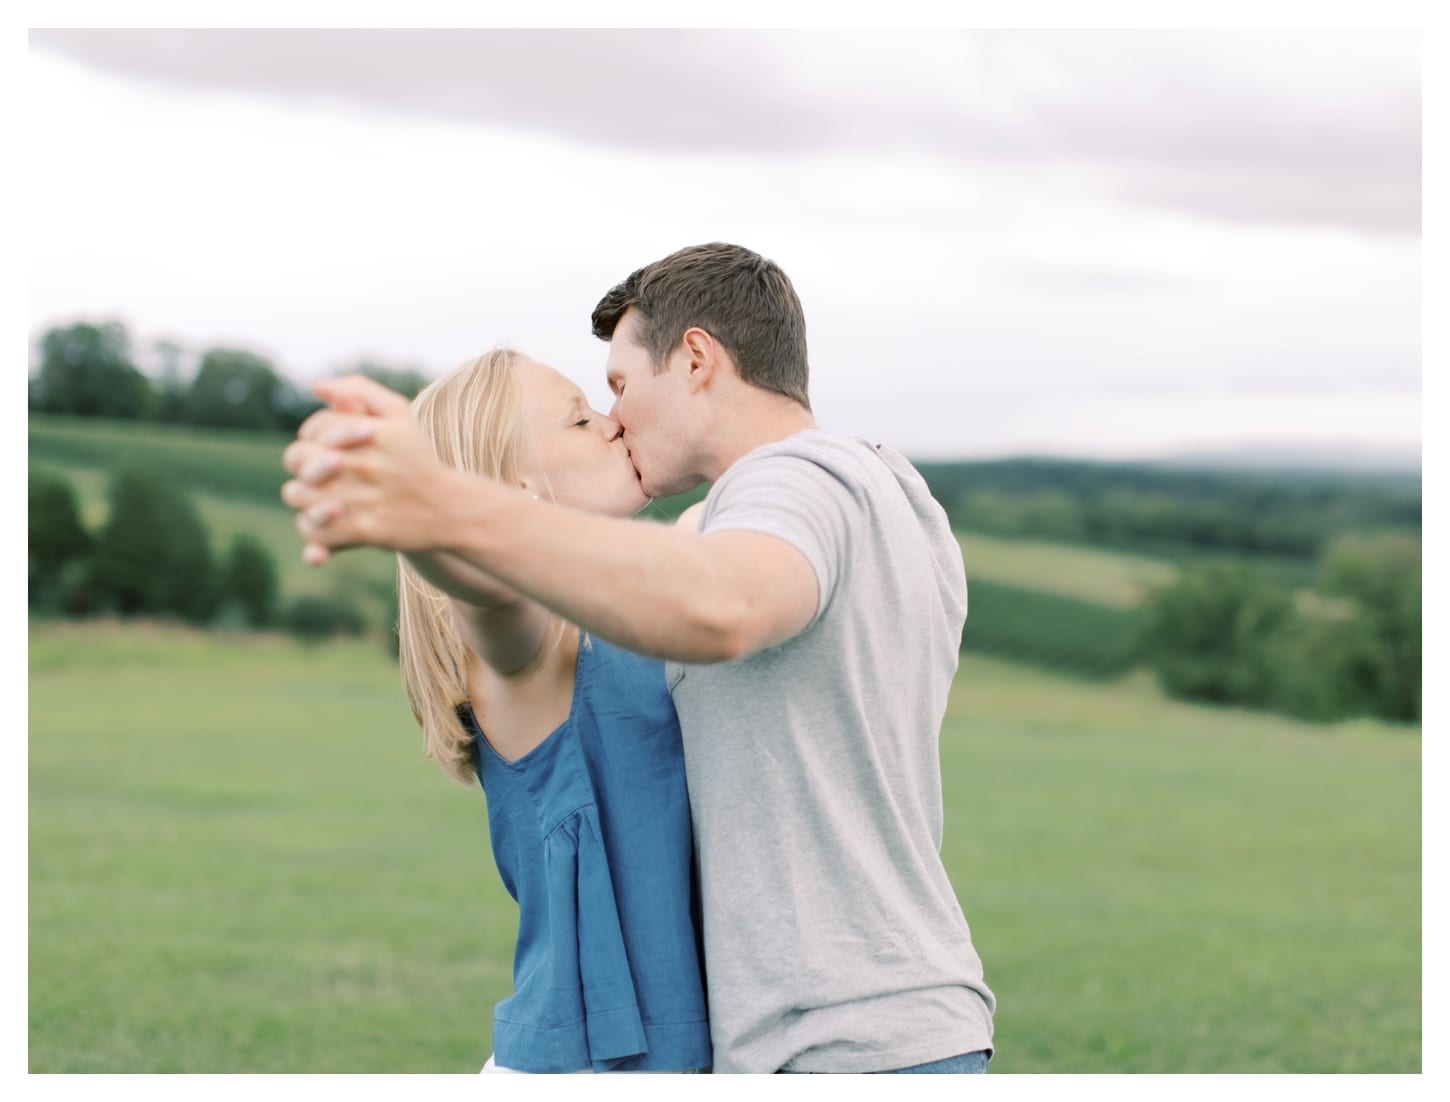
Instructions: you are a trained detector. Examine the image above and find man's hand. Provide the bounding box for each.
[280,375,461,563]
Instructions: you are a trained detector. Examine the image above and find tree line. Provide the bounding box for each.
[918,458,1421,561]
[28,320,431,433]
[29,319,1419,725]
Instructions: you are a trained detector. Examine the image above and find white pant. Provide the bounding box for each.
[480,1054,701,1074]
[480,1055,593,1074]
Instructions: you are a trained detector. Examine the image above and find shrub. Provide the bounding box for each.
[281,594,367,643]
[29,469,93,612]
[220,533,279,628]
[1140,563,1298,708]
[1140,549,1421,725]
[1317,534,1421,721]
[89,466,219,624]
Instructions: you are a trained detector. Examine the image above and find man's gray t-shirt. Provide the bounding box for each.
[666,429,996,1074]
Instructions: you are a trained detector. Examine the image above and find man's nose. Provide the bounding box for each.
[601,411,624,441]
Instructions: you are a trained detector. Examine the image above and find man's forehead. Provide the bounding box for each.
[605,327,648,373]
[612,305,654,352]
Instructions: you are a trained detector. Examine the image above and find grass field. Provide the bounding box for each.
[28,621,1420,1073]
[29,414,293,505]
[958,531,1176,608]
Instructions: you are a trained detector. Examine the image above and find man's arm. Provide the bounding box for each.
[282,379,819,663]
[442,485,817,663]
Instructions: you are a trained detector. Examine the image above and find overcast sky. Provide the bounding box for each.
[26,28,1422,461]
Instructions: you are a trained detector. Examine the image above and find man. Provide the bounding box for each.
[282,242,996,1073]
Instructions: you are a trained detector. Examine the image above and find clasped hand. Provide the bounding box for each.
[280,375,452,565]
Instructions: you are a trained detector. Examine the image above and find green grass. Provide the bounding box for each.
[959,530,1176,608]
[29,413,295,504]
[29,622,504,1073]
[29,621,1420,1073]
[942,659,1420,1073]
[961,578,1145,678]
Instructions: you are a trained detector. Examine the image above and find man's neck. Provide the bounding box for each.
[702,392,818,480]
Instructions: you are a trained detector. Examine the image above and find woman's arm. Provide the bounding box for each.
[404,546,519,609]
[448,593,553,677]
[404,547,552,676]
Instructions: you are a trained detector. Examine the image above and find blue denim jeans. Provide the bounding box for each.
[879,1049,991,1074]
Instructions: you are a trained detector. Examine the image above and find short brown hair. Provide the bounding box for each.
[591,242,811,409]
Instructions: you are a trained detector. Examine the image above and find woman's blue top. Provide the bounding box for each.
[462,633,711,1073]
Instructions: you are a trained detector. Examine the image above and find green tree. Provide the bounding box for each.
[1318,534,1421,721]
[89,466,218,624]
[149,338,193,424]
[1141,563,1299,707]
[32,321,156,419]
[281,594,367,643]
[28,469,93,612]
[272,376,323,434]
[181,348,288,430]
[220,533,279,628]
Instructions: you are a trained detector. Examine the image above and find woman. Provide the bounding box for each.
[394,348,710,1074]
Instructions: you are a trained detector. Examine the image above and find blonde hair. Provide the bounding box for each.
[396,347,531,784]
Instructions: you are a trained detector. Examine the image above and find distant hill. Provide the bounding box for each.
[1148,444,1420,483]
[912,452,1421,562]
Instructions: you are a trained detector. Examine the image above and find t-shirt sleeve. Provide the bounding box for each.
[700,452,860,627]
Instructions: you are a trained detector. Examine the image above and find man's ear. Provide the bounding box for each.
[681,327,718,393]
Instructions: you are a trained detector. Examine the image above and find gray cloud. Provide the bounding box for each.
[27,29,839,152]
[29,28,1420,234]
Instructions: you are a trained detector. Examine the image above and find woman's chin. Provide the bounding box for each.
[597,484,651,519]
